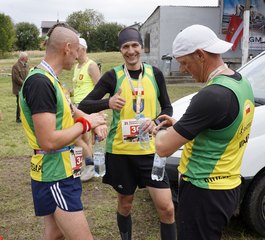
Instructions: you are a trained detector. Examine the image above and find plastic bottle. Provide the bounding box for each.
[138,114,150,150]
[151,153,167,181]
[93,136,106,177]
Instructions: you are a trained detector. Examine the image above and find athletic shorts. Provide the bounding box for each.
[102,153,170,195]
[177,179,240,240]
[31,176,83,216]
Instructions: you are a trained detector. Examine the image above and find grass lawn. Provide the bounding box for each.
[0,52,263,239]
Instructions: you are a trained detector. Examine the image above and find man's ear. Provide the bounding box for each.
[194,49,205,62]
[64,42,71,55]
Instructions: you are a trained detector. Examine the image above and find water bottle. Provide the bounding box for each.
[138,114,150,150]
[93,136,106,177]
[151,153,167,181]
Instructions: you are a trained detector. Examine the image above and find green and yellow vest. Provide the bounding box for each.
[19,69,74,182]
[178,76,254,190]
[72,59,96,104]
[106,64,159,155]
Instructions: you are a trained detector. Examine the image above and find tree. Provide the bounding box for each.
[15,22,40,50]
[93,23,125,51]
[0,13,15,55]
[66,9,105,51]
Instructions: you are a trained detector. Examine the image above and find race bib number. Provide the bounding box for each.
[121,118,150,143]
[70,147,83,178]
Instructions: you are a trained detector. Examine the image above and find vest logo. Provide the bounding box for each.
[204,175,230,183]
[133,99,144,112]
[237,122,252,138]
[134,90,144,95]
[31,163,42,172]
[79,74,84,80]
[245,104,250,114]
[239,134,249,148]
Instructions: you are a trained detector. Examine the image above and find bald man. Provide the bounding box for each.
[19,23,107,240]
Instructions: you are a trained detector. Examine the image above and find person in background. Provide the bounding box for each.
[12,51,29,123]
[78,27,176,240]
[72,37,101,182]
[154,24,255,240]
[19,23,107,240]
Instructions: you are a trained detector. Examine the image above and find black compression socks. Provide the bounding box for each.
[160,222,177,240]
[117,212,132,240]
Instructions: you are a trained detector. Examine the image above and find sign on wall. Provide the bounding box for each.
[222,0,265,50]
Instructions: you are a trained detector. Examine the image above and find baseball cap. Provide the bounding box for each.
[118,27,143,48]
[79,38,87,49]
[172,25,233,58]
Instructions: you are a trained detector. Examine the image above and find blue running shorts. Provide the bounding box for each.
[31,176,83,216]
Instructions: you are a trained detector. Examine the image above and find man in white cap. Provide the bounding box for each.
[154,24,255,239]
[72,37,101,182]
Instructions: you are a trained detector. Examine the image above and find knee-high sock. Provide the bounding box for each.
[160,222,177,240]
[117,212,132,240]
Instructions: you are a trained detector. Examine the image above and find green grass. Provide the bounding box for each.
[0,52,124,157]
[0,52,264,240]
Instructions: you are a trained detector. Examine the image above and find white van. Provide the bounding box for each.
[165,51,265,237]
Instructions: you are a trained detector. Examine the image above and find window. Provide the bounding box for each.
[144,33,150,53]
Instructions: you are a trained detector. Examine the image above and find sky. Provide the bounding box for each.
[0,0,218,30]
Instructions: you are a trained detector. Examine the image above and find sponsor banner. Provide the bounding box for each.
[222,0,265,50]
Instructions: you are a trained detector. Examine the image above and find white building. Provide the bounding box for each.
[139,5,264,75]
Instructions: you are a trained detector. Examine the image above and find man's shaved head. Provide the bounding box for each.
[42,23,80,72]
[45,26,79,53]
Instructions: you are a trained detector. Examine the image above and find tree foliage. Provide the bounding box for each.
[0,13,16,55]
[93,22,125,51]
[15,22,40,51]
[66,9,104,51]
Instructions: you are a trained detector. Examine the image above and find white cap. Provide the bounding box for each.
[172,25,233,58]
[79,37,87,49]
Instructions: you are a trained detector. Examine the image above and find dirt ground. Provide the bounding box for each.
[0,157,263,240]
[0,157,160,240]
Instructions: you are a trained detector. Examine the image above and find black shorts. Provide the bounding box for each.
[177,180,240,240]
[103,153,170,195]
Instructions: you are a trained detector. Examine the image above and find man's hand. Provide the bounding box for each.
[83,113,106,129]
[92,124,108,144]
[140,119,156,134]
[153,115,177,136]
[109,88,126,110]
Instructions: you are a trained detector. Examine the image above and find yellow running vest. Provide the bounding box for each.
[178,76,254,190]
[73,59,96,104]
[106,64,160,155]
[20,69,75,181]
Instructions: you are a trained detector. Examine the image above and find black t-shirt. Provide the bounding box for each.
[174,72,241,140]
[22,73,57,115]
[78,65,173,117]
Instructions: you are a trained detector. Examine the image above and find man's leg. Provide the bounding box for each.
[75,135,94,182]
[177,180,240,240]
[117,193,134,240]
[54,207,93,240]
[16,95,21,122]
[148,187,176,240]
[43,214,64,240]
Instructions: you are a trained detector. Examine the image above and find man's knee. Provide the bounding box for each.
[44,226,64,240]
[118,194,134,214]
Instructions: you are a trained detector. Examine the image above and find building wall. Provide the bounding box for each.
[140,6,262,72]
[160,6,230,72]
[140,9,160,67]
